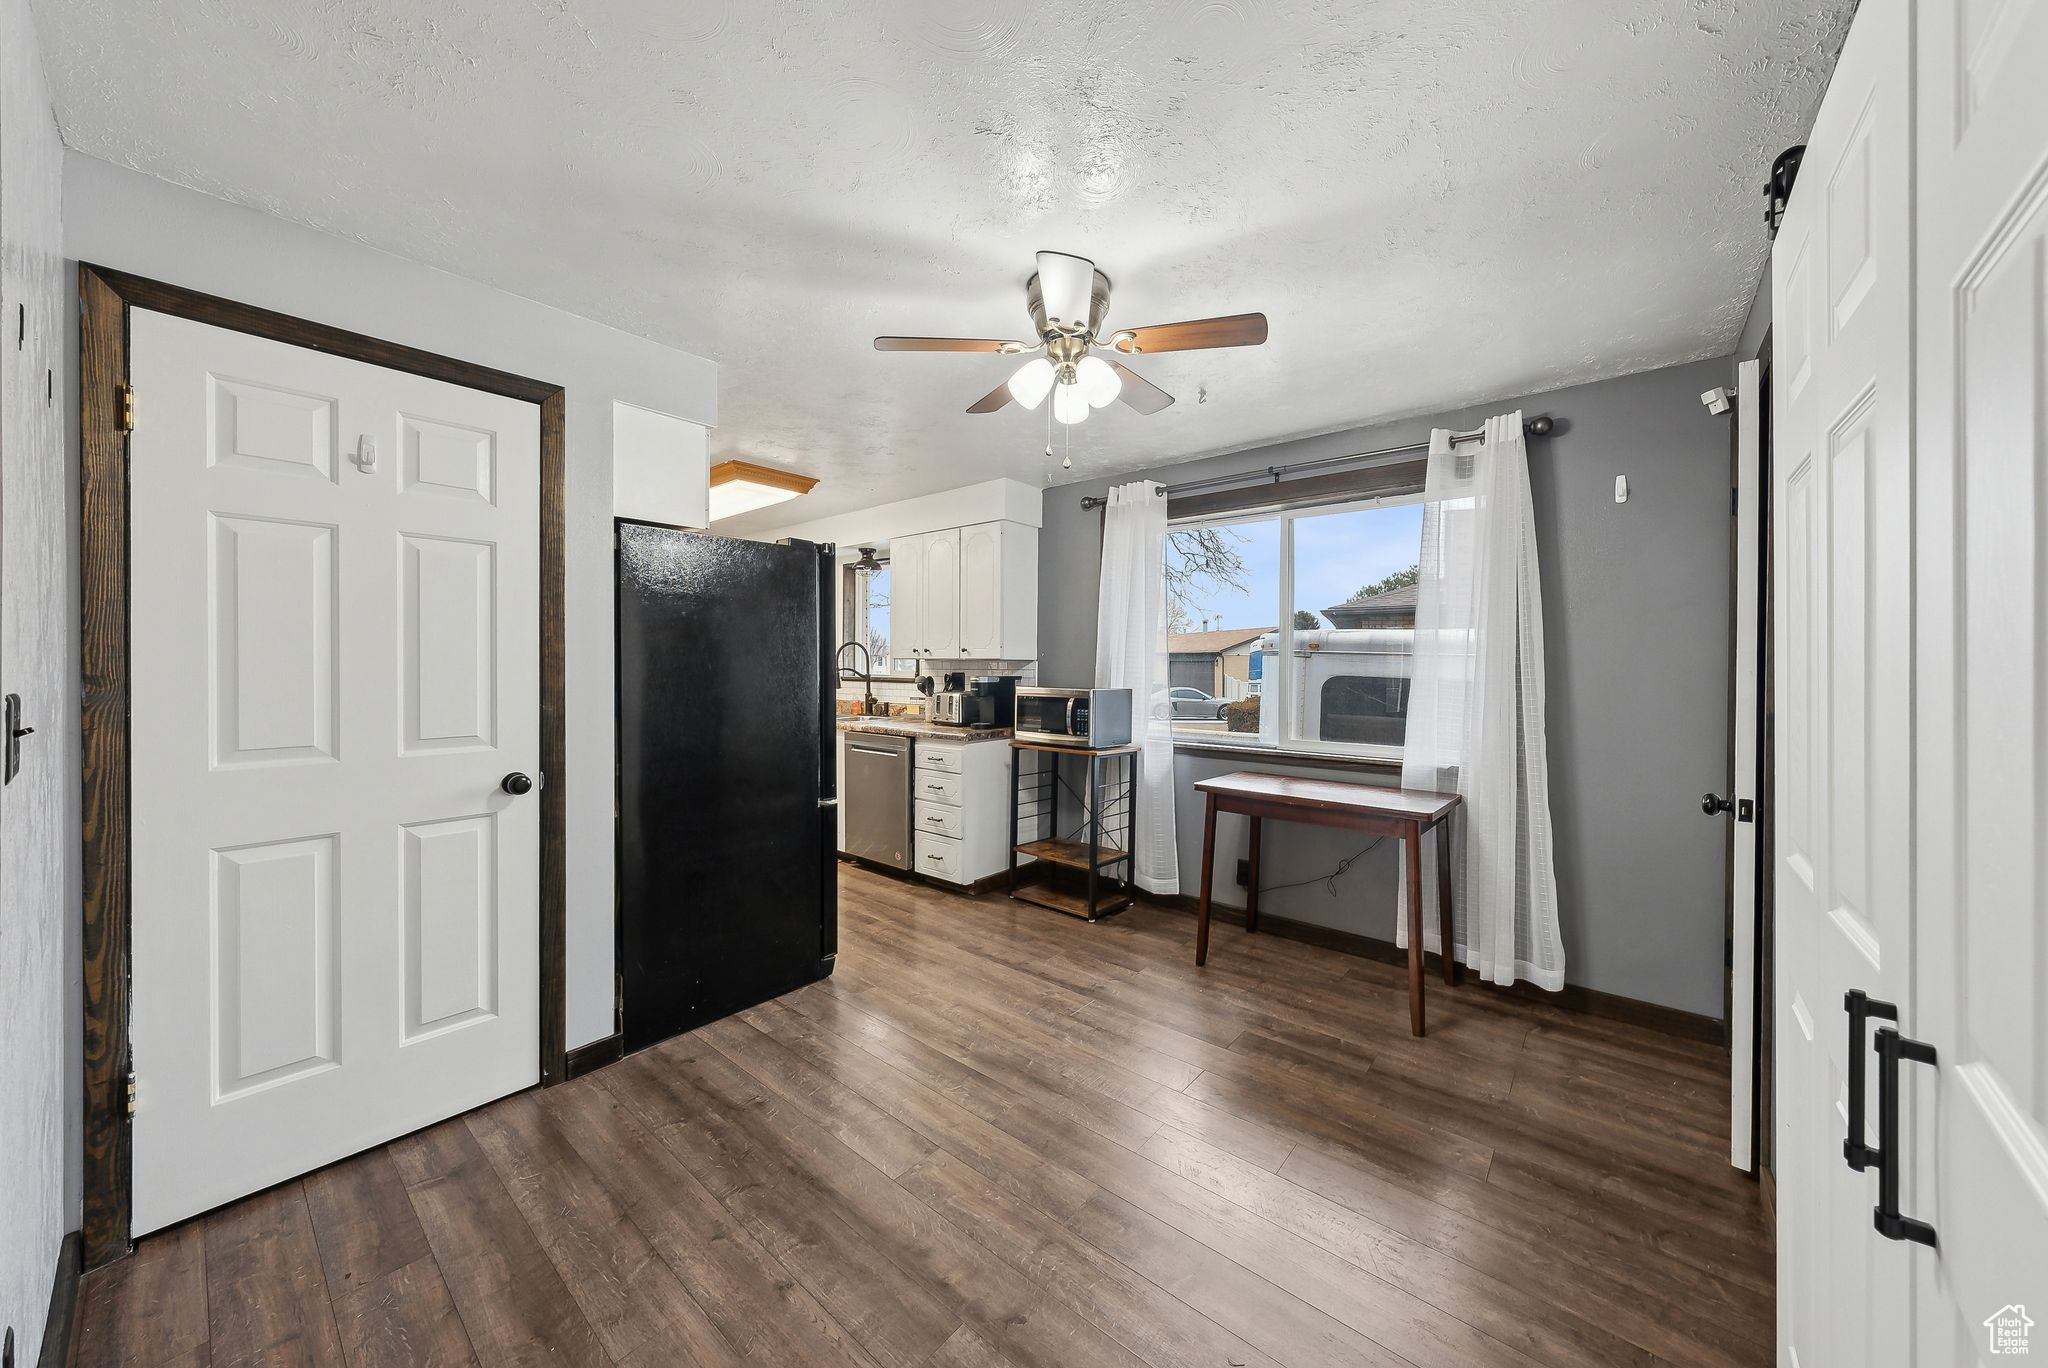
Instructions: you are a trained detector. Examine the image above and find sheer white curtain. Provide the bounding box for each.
[1096,481,1178,894]
[1397,412,1565,989]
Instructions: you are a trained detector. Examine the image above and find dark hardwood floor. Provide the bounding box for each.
[72,864,1772,1368]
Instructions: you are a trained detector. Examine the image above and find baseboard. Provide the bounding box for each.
[1155,894,1725,1045]
[836,852,1016,897]
[36,1231,80,1368]
[563,1033,624,1079]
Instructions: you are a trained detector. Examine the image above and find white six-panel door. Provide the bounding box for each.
[1771,0,1917,1361]
[1912,0,2048,1358]
[127,309,541,1234]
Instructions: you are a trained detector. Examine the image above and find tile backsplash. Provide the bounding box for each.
[836,659,1038,715]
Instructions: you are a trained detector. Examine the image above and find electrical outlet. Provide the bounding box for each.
[1235,858,1250,887]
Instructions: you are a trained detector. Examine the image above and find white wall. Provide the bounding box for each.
[0,0,73,1355]
[756,476,1043,547]
[613,400,709,528]
[63,152,719,1052]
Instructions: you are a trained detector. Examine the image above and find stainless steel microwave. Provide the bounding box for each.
[1014,686,1133,748]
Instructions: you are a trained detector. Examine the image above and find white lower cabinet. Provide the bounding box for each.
[909,739,1014,887]
[913,832,964,883]
[914,800,962,839]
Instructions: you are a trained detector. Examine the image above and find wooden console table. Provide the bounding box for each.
[1193,772,1461,1036]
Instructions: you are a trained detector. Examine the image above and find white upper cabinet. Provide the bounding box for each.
[612,401,709,528]
[893,519,1036,660]
[892,532,926,662]
[922,527,961,658]
[958,520,1036,659]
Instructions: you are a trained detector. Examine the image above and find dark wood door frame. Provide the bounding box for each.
[78,263,569,1269]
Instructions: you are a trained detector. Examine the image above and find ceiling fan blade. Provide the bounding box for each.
[1034,251,1097,333]
[1111,312,1268,354]
[1108,360,1174,415]
[874,336,1021,353]
[965,380,1015,414]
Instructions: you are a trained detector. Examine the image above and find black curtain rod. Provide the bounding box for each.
[1078,413,1556,510]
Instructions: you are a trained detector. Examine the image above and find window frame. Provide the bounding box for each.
[1167,488,1423,765]
[840,558,919,682]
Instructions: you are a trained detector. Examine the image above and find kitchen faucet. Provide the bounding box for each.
[836,641,884,716]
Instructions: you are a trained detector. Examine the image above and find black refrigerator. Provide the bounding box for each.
[616,520,837,1052]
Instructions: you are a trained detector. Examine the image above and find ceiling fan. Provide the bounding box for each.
[874,251,1268,424]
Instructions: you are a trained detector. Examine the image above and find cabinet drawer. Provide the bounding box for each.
[914,800,962,839]
[914,832,963,883]
[915,743,965,775]
[913,770,962,806]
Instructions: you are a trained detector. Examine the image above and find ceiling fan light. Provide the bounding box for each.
[1075,355,1122,408]
[1008,357,1056,410]
[1036,251,1096,332]
[1052,382,1089,426]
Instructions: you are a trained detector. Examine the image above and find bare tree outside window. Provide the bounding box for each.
[1164,526,1251,634]
[863,567,890,661]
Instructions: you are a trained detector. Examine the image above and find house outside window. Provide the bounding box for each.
[1165,492,1423,760]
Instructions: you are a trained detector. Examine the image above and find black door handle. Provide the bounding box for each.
[1843,989,1897,1170]
[1871,1025,1937,1246]
[501,772,535,795]
[1701,792,1733,816]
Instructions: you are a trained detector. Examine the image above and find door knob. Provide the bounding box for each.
[1702,793,1756,821]
[501,772,535,795]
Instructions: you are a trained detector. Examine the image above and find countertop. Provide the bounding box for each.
[836,716,1014,744]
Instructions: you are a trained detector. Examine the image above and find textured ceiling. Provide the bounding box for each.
[34,0,1851,532]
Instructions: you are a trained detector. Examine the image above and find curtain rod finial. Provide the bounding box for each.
[1526,414,1554,437]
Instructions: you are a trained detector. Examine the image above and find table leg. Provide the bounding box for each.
[1195,795,1218,966]
[1436,815,1457,985]
[1405,821,1425,1036]
[1245,816,1263,935]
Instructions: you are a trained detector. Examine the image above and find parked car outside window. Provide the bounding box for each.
[1167,687,1229,720]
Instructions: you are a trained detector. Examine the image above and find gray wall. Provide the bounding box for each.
[1040,358,1736,1018]
[0,0,74,1358]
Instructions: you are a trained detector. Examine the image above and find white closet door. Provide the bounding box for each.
[127,309,542,1235]
[1911,0,2048,1359]
[1770,0,1916,1362]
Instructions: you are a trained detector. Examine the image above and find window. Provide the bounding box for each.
[1165,493,1423,758]
[842,560,917,678]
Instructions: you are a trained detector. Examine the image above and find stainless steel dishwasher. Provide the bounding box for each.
[841,731,913,870]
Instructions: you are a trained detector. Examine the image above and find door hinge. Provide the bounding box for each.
[124,1070,137,1117]
[118,384,136,433]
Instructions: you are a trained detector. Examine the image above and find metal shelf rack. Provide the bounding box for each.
[1007,739,1140,921]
